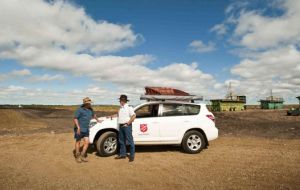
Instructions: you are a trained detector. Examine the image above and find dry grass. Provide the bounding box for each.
[52,105,119,112]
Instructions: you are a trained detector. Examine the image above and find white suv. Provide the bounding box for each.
[89,101,218,157]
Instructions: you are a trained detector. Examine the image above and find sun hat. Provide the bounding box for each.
[83,97,92,104]
[119,94,129,102]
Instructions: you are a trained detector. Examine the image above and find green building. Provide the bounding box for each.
[259,96,284,109]
[211,96,246,111]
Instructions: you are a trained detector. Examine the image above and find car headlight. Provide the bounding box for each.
[89,121,97,128]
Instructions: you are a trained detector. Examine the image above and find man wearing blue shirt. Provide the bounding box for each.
[74,97,101,163]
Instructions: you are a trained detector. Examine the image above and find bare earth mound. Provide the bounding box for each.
[0,109,47,134]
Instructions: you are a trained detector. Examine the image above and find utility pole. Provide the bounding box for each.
[226,82,233,100]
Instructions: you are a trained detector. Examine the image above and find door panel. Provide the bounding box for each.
[158,104,186,141]
[159,104,200,142]
[132,104,160,142]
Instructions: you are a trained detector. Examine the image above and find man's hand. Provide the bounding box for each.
[74,118,81,135]
[96,119,104,123]
[127,114,136,125]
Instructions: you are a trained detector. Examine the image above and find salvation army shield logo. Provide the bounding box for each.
[140,124,148,133]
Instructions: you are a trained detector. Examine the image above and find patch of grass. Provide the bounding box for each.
[0,104,119,112]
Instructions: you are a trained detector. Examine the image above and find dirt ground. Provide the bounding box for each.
[0,108,299,190]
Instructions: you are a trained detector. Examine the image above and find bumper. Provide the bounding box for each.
[206,127,218,141]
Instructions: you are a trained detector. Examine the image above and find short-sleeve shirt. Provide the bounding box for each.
[74,106,94,133]
[118,103,135,124]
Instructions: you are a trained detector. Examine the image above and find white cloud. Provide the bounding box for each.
[0,0,217,104]
[211,24,227,35]
[231,46,300,80]
[0,0,139,54]
[189,40,216,53]
[0,69,31,81]
[1,85,26,92]
[232,0,300,49]
[211,0,300,103]
[231,46,300,90]
[28,74,65,82]
[0,68,64,83]
[10,69,31,76]
[0,84,131,105]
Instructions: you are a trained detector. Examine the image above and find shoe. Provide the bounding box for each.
[75,153,81,163]
[80,153,88,162]
[115,155,126,159]
[129,157,134,162]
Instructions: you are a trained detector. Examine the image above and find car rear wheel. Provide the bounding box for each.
[96,131,118,157]
[182,130,206,154]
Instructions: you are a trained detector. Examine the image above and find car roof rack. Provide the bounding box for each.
[140,95,203,102]
[140,87,203,102]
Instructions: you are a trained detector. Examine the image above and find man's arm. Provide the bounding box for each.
[93,114,103,123]
[127,106,136,125]
[127,114,136,125]
[74,118,80,135]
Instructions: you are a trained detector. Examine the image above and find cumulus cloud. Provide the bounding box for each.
[231,0,300,49]
[0,69,31,81]
[28,74,65,82]
[0,84,131,105]
[189,40,216,53]
[211,24,227,35]
[0,0,217,104]
[231,46,300,80]
[212,0,300,102]
[230,46,300,95]
[0,0,139,54]
[10,69,31,76]
[0,68,64,83]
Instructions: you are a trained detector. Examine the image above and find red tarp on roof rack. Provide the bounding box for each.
[145,87,190,96]
[141,87,203,101]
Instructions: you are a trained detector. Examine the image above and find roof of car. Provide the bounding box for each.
[138,101,205,106]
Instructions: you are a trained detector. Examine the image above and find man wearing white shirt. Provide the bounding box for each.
[115,94,136,162]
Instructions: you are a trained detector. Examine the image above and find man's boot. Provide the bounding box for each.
[75,152,81,163]
[80,152,88,162]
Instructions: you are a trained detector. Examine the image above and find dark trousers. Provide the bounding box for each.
[118,124,135,158]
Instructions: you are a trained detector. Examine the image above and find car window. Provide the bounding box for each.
[162,104,185,116]
[135,104,159,118]
[185,104,200,115]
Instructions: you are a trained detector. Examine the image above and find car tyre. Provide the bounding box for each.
[182,130,206,154]
[96,131,118,157]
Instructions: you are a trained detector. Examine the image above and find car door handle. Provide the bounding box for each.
[183,120,190,123]
[152,122,159,124]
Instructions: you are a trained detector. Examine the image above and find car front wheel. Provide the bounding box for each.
[181,130,206,154]
[96,131,118,157]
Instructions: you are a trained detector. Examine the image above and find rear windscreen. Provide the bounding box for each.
[185,104,200,115]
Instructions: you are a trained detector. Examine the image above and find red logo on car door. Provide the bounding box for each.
[140,124,148,133]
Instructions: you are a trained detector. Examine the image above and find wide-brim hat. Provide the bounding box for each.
[119,94,129,101]
[83,97,93,104]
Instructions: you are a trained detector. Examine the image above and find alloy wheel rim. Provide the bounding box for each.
[187,134,201,151]
[103,137,117,153]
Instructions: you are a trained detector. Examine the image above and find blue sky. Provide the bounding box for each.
[73,0,237,79]
[0,0,299,105]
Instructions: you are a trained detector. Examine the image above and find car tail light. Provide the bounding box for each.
[206,114,215,123]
